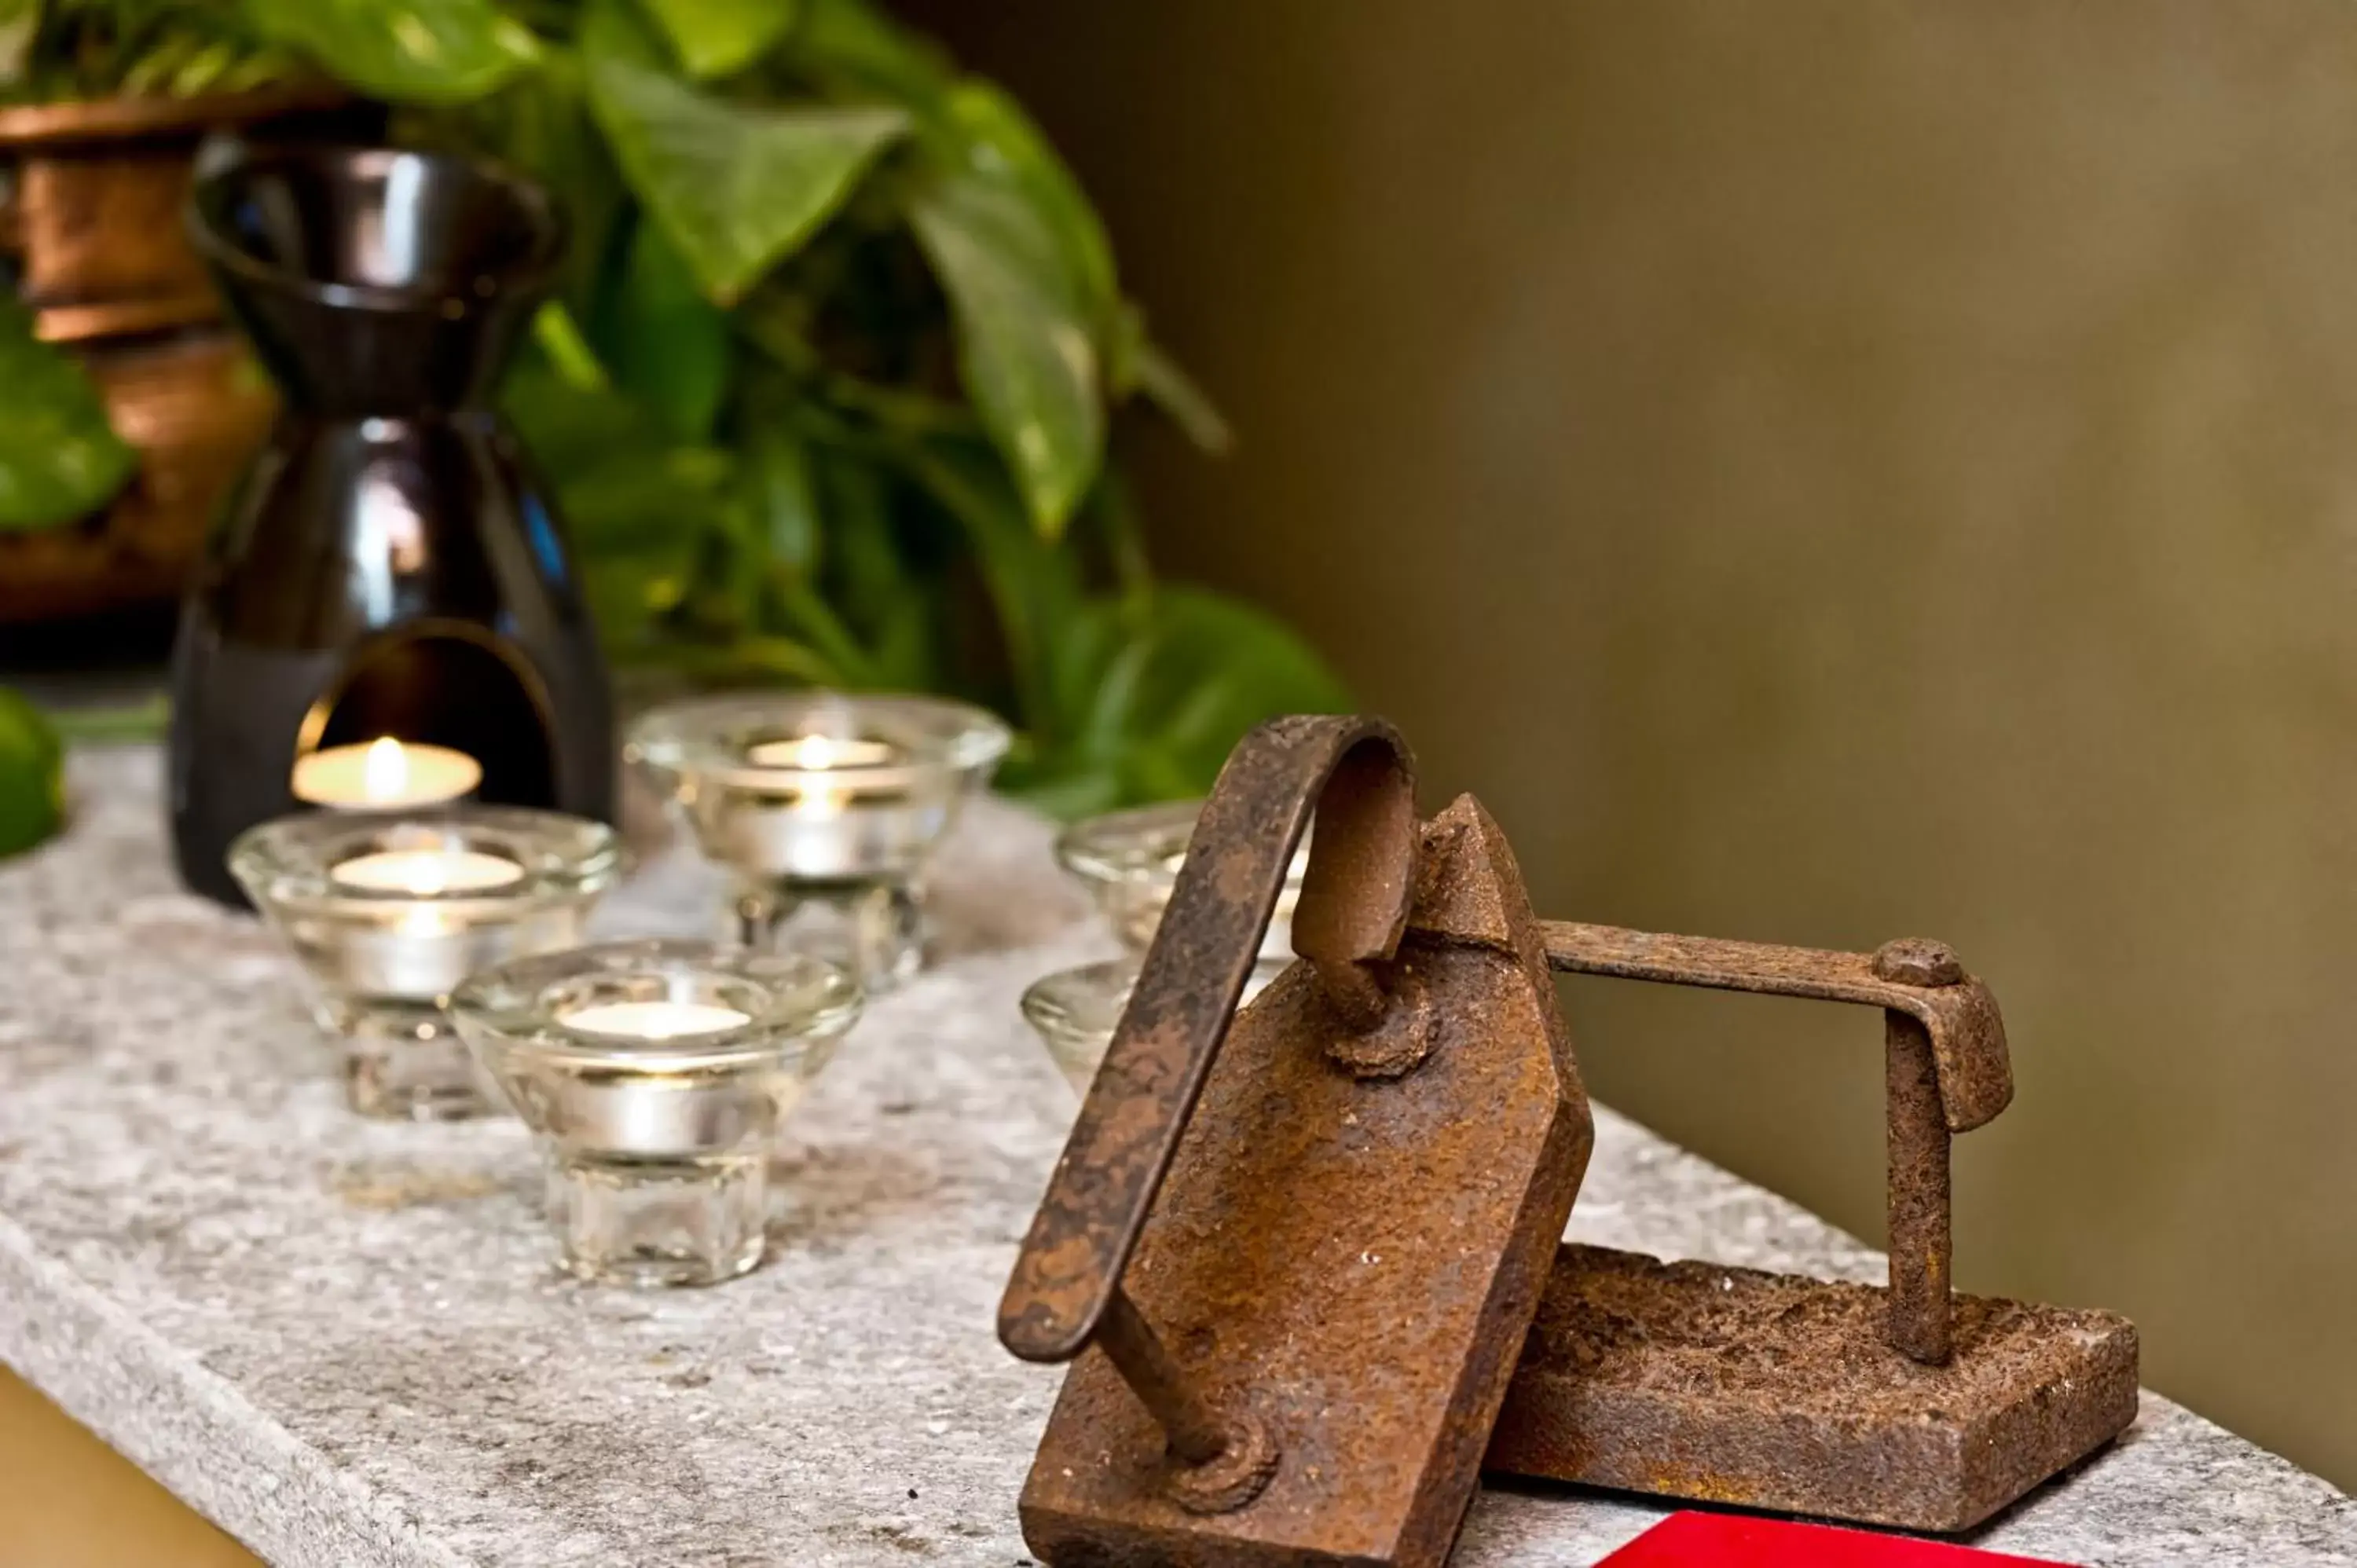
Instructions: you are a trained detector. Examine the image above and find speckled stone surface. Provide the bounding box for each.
[0,749,2348,1566]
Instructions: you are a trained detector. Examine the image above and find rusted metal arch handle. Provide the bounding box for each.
[1538,922,2014,1365]
[1002,713,1420,1363]
[999,716,1418,1493]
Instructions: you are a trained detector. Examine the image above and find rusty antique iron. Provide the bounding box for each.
[1002,715,1594,1566]
[1486,923,2139,1532]
[1005,715,2139,1556]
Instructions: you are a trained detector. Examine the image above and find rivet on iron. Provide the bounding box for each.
[1872,936,1965,987]
[1322,964,1435,1078]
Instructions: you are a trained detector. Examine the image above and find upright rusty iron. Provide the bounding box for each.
[1003,715,1593,1566]
[1005,715,2139,1558]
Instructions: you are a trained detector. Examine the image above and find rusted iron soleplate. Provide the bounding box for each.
[1021,799,1593,1568]
[1486,1244,2139,1533]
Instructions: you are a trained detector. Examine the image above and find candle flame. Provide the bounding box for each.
[786,735,849,768]
[362,737,409,803]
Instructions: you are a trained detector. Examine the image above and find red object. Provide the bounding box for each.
[1598,1513,2074,1567]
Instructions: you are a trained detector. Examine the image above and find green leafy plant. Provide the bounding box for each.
[0,295,134,526]
[0,0,1347,825]
[0,686,62,857]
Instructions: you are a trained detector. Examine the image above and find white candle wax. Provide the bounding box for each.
[330,848,526,895]
[743,735,899,771]
[559,1000,752,1039]
[728,733,907,879]
[324,847,526,999]
[292,737,482,809]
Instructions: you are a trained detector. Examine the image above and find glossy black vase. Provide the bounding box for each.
[170,143,613,906]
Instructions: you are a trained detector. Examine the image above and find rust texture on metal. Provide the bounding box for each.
[1539,923,2008,1364]
[1884,1008,1952,1363]
[1538,924,2012,1133]
[1489,1244,2140,1533]
[1512,922,2139,1530]
[1000,713,1422,1368]
[1006,714,1593,1567]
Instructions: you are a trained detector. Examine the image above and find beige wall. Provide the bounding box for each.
[920,0,2357,1489]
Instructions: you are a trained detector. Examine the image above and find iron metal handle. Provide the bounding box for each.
[1539,922,2011,1365]
[1536,922,2011,1131]
[1000,713,1420,1364]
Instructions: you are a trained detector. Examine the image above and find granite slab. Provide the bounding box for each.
[0,749,2349,1567]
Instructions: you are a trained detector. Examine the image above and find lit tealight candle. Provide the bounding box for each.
[322,845,530,1002]
[559,1000,752,1039]
[728,734,906,873]
[292,737,482,809]
[743,734,900,771]
[328,848,527,896]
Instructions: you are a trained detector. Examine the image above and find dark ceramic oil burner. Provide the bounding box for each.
[170,141,613,905]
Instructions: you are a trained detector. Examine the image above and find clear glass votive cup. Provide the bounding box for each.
[229,808,622,1121]
[450,939,863,1288]
[1021,955,1287,1094]
[1055,800,1308,961]
[626,691,1010,990]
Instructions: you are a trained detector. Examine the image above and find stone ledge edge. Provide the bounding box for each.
[0,1208,475,1568]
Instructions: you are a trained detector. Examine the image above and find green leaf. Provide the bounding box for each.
[899,436,1083,726]
[597,218,731,439]
[1,0,43,90]
[241,0,540,102]
[742,415,821,574]
[638,0,796,79]
[504,357,644,474]
[1130,340,1230,452]
[584,2,910,303]
[939,81,1114,317]
[662,633,841,686]
[460,55,627,310]
[812,445,938,690]
[502,361,726,647]
[0,299,135,531]
[1013,585,1352,811]
[0,686,63,859]
[1106,302,1230,452]
[909,167,1103,538]
[790,0,954,107]
[722,402,878,683]
[531,302,608,390]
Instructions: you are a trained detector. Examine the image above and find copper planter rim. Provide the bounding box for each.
[0,82,346,148]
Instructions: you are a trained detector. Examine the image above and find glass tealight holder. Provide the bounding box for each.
[1055,799,1309,961]
[449,940,862,1288]
[229,808,621,1122]
[1028,800,1307,1091]
[626,692,1010,989]
[1022,956,1288,1095]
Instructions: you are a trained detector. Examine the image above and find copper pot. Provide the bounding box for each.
[0,87,352,622]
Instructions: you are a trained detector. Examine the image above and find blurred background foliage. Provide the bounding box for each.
[0,0,1351,826]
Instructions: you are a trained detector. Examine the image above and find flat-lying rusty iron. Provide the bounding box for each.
[1494,924,2139,1532]
[1001,714,1594,1567]
[1002,715,2137,1563]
